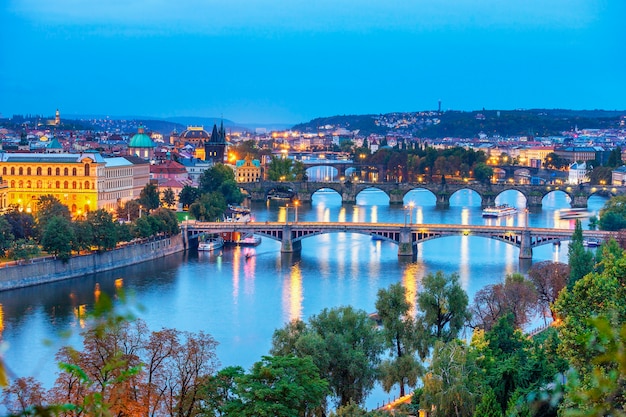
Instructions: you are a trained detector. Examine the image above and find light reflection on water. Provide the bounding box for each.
[0,187,609,410]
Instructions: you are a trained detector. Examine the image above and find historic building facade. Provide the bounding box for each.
[235,154,262,183]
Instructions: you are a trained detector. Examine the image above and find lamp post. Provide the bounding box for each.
[285,203,289,224]
[294,200,299,223]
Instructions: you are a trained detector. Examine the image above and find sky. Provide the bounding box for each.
[1,0,624,125]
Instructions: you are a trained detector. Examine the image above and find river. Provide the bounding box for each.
[0,187,608,410]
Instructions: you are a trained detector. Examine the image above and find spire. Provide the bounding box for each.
[210,124,219,143]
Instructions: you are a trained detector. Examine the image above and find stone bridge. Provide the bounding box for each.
[182,221,614,260]
[238,181,626,209]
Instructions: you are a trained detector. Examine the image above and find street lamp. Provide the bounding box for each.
[294,200,299,222]
[285,203,289,224]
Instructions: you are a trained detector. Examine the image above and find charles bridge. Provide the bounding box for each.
[239,180,626,209]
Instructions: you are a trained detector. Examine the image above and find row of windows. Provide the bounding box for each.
[10,180,93,190]
[1,164,91,177]
[106,168,133,178]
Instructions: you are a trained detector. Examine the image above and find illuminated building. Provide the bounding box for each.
[0,153,151,215]
[235,154,262,183]
[178,126,210,148]
[0,179,8,211]
[128,124,156,161]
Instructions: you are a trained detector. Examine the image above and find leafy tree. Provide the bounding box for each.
[221,355,328,417]
[375,283,422,396]
[36,195,70,236]
[0,215,15,256]
[133,216,154,238]
[199,163,236,194]
[139,183,160,212]
[267,156,296,181]
[71,219,94,252]
[471,274,538,330]
[189,192,227,222]
[599,195,626,231]
[568,220,594,288]
[149,208,180,236]
[115,222,133,243]
[271,306,384,407]
[588,166,613,185]
[219,179,245,205]
[9,238,40,262]
[178,185,200,210]
[607,146,623,167]
[544,152,569,170]
[86,209,118,251]
[473,162,493,184]
[475,387,503,417]
[41,216,75,261]
[161,187,176,208]
[417,271,470,349]
[1,377,48,416]
[116,199,141,222]
[421,340,480,417]
[527,261,569,321]
[3,207,35,240]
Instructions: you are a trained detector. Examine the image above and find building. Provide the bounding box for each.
[568,161,589,185]
[100,156,152,212]
[178,126,210,148]
[123,155,151,200]
[0,178,8,212]
[204,122,227,164]
[0,152,104,215]
[150,160,189,183]
[555,146,600,164]
[179,158,213,183]
[128,124,156,161]
[235,154,262,183]
[612,166,626,186]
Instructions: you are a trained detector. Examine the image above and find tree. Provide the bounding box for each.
[161,187,176,208]
[588,166,613,185]
[599,195,626,231]
[179,185,200,210]
[0,215,15,256]
[3,207,35,240]
[267,156,296,181]
[41,216,75,261]
[271,306,384,407]
[607,146,623,167]
[36,195,70,236]
[568,220,594,288]
[139,183,161,212]
[199,164,236,194]
[527,261,569,321]
[1,377,48,416]
[475,387,502,417]
[417,271,470,348]
[471,274,538,330]
[149,208,180,236]
[221,355,328,417]
[86,209,118,251]
[375,283,422,396]
[544,152,569,170]
[9,238,41,262]
[133,216,154,238]
[219,179,245,205]
[421,340,480,417]
[72,219,94,252]
[473,162,493,184]
[189,192,227,222]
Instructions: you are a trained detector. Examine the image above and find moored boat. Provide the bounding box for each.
[482,204,518,218]
[198,235,224,251]
[235,233,262,247]
[583,237,601,248]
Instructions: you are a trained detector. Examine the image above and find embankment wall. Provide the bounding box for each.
[0,234,184,291]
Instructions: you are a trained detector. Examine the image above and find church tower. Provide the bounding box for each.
[55,109,60,126]
[204,122,227,163]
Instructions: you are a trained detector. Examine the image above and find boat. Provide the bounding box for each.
[558,208,591,220]
[482,204,518,218]
[583,237,601,248]
[235,233,262,247]
[198,235,224,251]
[225,205,252,222]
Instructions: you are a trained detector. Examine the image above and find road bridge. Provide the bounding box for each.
[239,181,626,209]
[182,221,613,260]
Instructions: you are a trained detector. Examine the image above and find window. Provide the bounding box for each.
[36,180,42,188]
[27,167,31,175]
[18,167,23,176]
[26,180,31,188]
[64,168,69,176]
[56,181,60,189]
[56,168,60,176]
[72,168,77,176]
[84,164,90,176]
[85,181,90,189]
[18,180,23,188]
[64,181,68,189]
[1,167,5,175]
[47,167,52,176]
[72,181,77,189]
[10,167,14,175]
[36,167,42,175]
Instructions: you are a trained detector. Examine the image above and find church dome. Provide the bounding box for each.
[179,126,210,141]
[129,124,155,148]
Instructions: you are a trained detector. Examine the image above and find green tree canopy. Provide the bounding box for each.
[139,183,161,212]
[41,216,75,261]
[199,163,236,194]
[86,209,118,251]
[599,195,626,231]
[189,192,227,222]
[0,216,15,256]
[568,220,595,288]
[36,195,70,236]
[178,185,200,210]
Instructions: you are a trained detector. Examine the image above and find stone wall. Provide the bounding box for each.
[0,234,185,291]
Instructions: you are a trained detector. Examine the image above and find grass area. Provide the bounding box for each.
[176,211,195,222]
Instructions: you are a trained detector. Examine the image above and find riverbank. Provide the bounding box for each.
[0,234,185,291]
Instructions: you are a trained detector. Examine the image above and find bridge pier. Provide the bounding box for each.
[398,228,417,257]
[436,193,450,209]
[519,229,533,259]
[571,194,588,208]
[281,225,302,253]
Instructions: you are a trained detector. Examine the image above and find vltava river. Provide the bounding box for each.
[0,188,607,409]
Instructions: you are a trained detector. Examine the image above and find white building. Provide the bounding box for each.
[568,161,589,185]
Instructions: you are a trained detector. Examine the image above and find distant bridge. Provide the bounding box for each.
[182,221,613,260]
[238,181,626,209]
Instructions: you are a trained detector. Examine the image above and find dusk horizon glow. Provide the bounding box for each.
[1,0,624,125]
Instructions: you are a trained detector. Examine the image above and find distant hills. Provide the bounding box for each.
[292,109,626,138]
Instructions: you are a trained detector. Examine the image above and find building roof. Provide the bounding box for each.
[179,126,210,140]
[104,157,133,167]
[129,125,155,148]
[0,152,104,163]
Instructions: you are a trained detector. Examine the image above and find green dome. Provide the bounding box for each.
[129,125,155,148]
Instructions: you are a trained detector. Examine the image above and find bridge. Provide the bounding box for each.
[182,221,613,260]
[238,181,626,209]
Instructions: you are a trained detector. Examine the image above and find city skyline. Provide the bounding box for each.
[1,0,625,125]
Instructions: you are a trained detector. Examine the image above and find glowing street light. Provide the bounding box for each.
[294,200,300,222]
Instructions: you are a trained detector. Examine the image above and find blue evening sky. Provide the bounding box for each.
[1,0,624,125]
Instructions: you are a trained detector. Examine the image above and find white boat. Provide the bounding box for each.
[558,208,591,220]
[482,204,518,218]
[198,236,224,251]
[225,205,252,222]
[583,237,601,248]
[235,233,262,247]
